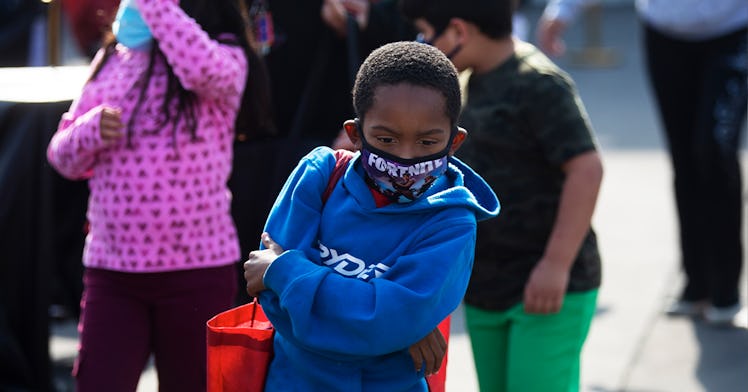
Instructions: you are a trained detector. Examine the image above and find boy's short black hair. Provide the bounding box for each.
[353,41,461,127]
[399,0,513,39]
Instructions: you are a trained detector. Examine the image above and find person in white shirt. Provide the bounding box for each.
[537,0,748,327]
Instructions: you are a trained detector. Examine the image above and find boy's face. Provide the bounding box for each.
[345,83,465,159]
[413,18,468,72]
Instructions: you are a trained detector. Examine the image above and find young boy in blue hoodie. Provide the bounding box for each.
[243,41,500,391]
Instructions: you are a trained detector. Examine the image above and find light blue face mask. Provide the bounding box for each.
[112,0,153,50]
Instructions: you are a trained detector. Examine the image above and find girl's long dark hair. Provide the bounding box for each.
[90,0,275,147]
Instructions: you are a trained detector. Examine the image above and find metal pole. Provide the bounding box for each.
[43,0,61,66]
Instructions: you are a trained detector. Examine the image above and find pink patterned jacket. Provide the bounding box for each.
[47,0,245,272]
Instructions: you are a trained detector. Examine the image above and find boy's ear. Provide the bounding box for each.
[448,127,468,156]
[343,120,362,149]
[449,18,470,43]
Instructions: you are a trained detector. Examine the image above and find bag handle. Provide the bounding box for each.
[250,297,259,327]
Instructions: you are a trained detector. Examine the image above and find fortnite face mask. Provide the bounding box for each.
[358,120,455,203]
[112,0,153,50]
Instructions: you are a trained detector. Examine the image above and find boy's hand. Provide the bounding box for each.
[408,327,446,376]
[100,107,124,146]
[536,16,568,57]
[523,259,569,314]
[244,233,284,297]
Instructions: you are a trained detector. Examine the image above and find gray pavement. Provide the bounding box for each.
[49,3,748,392]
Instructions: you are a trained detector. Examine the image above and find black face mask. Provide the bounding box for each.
[444,44,462,60]
[354,118,456,166]
[355,119,457,203]
[415,27,462,60]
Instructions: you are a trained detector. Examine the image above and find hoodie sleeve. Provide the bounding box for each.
[47,53,111,180]
[261,221,475,357]
[47,103,111,180]
[258,148,477,356]
[135,0,247,101]
[258,148,333,255]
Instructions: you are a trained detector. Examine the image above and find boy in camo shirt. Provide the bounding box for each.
[400,1,604,391]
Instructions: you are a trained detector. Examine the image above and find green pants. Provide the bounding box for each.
[464,289,598,392]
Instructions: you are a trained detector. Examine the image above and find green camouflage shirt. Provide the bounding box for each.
[458,41,602,311]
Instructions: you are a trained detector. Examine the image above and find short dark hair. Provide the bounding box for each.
[353,41,461,127]
[399,0,513,39]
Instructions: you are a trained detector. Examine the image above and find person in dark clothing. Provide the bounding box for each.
[537,0,748,327]
[257,0,415,143]
[0,0,44,66]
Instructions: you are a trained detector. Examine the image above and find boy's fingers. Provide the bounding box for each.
[426,332,445,374]
[422,346,436,374]
[408,345,424,371]
[261,233,284,254]
[433,327,447,350]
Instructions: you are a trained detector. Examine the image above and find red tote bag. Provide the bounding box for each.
[206,299,274,392]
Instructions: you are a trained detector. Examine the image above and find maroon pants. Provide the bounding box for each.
[74,265,237,392]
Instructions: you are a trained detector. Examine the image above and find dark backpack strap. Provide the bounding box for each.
[322,149,355,204]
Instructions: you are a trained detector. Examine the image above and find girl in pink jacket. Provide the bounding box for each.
[46,0,271,390]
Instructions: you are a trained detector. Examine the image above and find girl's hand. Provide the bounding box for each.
[243,233,284,297]
[100,107,124,146]
[408,327,446,376]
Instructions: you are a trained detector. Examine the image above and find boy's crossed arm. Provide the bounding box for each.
[244,232,448,375]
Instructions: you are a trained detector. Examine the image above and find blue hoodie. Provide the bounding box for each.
[258,146,500,391]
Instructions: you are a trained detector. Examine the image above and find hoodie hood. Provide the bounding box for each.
[340,150,500,221]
